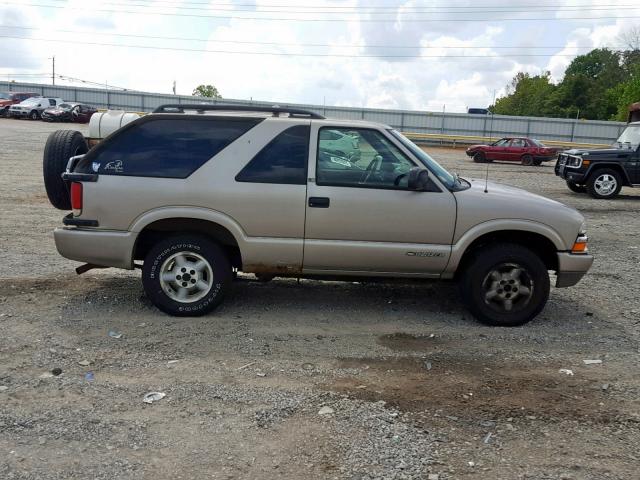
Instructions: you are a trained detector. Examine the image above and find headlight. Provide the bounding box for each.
[566,155,583,168]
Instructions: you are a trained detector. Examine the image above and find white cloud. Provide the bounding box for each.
[0,0,632,112]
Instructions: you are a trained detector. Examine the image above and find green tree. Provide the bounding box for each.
[491,72,558,117]
[192,84,221,98]
[560,49,624,119]
[606,64,640,121]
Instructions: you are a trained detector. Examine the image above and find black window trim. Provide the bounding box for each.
[78,114,265,179]
[235,124,310,185]
[315,126,425,192]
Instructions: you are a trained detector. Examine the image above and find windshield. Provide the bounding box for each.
[616,125,640,149]
[0,92,10,100]
[389,129,456,189]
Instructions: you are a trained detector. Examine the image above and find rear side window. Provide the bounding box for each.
[235,125,309,185]
[77,117,262,178]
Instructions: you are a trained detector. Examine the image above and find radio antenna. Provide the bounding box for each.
[485,89,497,193]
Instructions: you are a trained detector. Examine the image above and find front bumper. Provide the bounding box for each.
[9,109,29,118]
[555,252,594,287]
[54,227,136,270]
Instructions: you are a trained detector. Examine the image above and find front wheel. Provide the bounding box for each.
[142,235,232,316]
[459,243,550,327]
[586,169,622,199]
[29,110,39,120]
[472,152,486,163]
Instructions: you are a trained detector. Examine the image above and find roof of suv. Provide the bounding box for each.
[150,103,392,129]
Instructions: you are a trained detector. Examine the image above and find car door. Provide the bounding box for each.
[303,124,457,276]
[506,138,526,161]
[488,138,510,160]
[632,147,640,184]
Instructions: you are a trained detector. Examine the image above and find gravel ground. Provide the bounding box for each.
[1,118,639,480]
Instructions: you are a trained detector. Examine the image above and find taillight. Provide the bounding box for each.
[70,182,83,216]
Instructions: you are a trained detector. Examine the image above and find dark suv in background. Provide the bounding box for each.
[0,91,39,117]
[556,121,640,199]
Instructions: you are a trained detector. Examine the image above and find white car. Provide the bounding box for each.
[9,97,65,120]
[319,128,361,162]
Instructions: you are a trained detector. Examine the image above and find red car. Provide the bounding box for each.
[466,137,559,166]
[0,91,39,117]
[41,102,97,123]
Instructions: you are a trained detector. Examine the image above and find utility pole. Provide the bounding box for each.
[51,56,55,85]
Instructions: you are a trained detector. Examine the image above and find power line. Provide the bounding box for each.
[36,0,640,12]
[30,0,640,14]
[5,2,640,22]
[0,34,603,58]
[0,26,622,50]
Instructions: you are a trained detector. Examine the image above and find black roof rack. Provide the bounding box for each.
[152,103,325,119]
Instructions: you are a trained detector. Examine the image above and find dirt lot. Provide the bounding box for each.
[1,118,639,480]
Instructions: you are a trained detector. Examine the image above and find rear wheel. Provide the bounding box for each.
[459,243,550,327]
[43,130,88,210]
[142,235,232,316]
[566,181,586,193]
[521,154,534,166]
[586,168,622,199]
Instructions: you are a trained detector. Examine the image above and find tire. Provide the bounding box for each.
[521,154,534,166]
[586,168,622,199]
[533,159,543,166]
[142,235,232,317]
[459,243,550,327]
[566,181,586,193]
[29,110,39,120]
[473,152,486,163]
[42,130,88,210]
[255,273,275,282]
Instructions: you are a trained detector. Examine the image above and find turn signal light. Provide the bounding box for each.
[571,235,588,254]
[70,182,83,216]
[582,160,590,166]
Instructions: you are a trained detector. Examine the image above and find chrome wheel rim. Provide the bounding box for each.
[159,251,213,303]
[482,263,534,313]
[594,174,616,196]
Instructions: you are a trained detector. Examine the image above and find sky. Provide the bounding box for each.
[0,0,638,112]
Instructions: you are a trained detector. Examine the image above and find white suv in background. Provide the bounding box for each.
[9,97,65,120]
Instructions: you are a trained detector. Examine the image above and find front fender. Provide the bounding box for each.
[442,219,565,277]
[584,163,633,185]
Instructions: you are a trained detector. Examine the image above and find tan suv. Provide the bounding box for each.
[43,105,593,326]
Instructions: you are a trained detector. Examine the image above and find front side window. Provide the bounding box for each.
[76,117,262,178]
[236,125,309,185]
[48,99,56,106]
[317,127,414,189]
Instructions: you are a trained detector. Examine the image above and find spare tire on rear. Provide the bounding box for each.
[43,130,88,210]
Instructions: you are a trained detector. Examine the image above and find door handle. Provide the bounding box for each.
[308,197,330,208]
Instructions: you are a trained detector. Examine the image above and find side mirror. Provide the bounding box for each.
[408,167,430,191]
